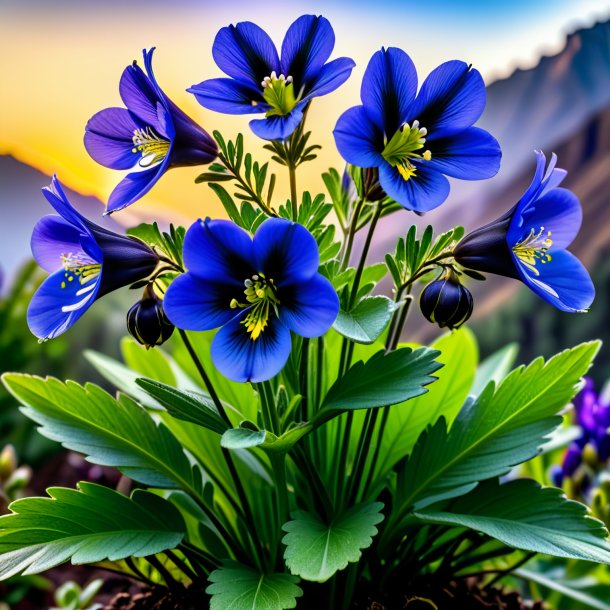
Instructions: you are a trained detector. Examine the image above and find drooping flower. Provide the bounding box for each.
[189,15,355,141]
[454,151,594,312]
[333,47,501,212]
[84,48,217,214]
[28,177,159,340]
[419,271,473,330]
[163,218,339,382]
[127,284,175,349]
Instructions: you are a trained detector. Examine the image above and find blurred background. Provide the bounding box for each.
[1,0,610,380]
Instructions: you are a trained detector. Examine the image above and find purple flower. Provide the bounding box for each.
[333,48,501,212]
[85,48,217,214]
[189,15,355,141]
[27,177,159,340]
[163,218,339,382]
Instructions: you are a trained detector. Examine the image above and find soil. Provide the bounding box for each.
[102,585,207,610]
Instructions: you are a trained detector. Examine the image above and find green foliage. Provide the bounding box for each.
[470,342,519,396]
[52,578,104,610]
[127,222,185,268]
[395,342,599,513]
[207,563,302,610]
[0,483,185,579]
[318,347,441,417]
[333,296,396,344]
[1,374,204,497]
[416,479,610,563]
[282,503,384,582]
[374,328,479,479]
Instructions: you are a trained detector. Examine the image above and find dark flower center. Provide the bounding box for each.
[381,121,432,181]
[512,227,553,276]
[230,273,280,340]
[132,127,170,168]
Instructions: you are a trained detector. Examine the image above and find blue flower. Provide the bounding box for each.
[188,15,355,141]
[454,151,594,312]
[333,48,501,212]
[163,218,339,382]
[28,177,159,340]
[84,48,217,214]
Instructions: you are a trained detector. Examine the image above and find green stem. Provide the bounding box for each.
[299,338,310,419]
[288,163,298,221]
[340,198,365,272]
[164,549,200,582]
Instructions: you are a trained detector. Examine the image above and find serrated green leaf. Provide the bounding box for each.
[332,296,395,344]
[375,329,478,479]
[0,483,185,580]
[397,342,599,513]
[1,374,203,497]
[136,378,228,435]
[207,562,302,610]
[415,479,610,564]
[282,502,384,582]
[318,347,441,418]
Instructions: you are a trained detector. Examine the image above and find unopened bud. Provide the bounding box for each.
[127,285,174,349]
[419,272,473,330]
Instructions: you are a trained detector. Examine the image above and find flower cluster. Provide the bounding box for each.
[27,14,594,382]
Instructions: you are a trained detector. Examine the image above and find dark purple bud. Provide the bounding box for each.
[550,465,564,488]
[420,272,473,330]
[127,285,174,349]
[563,442,583,476]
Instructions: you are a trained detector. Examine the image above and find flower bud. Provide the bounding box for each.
[419,272,473,330]
[127,285,174,349]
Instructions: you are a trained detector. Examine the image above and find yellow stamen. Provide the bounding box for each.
[232,273,280,340]
[512,227,553,276]
[132,127,170,168]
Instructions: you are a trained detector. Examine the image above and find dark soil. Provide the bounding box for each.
[102,585,207,610]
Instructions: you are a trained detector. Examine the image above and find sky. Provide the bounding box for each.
[1,0,610,223]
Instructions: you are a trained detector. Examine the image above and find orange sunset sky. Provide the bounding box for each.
[2,0,610,224]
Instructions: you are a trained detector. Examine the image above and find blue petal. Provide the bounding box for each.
[515,249,594,313]
[304,57,356,100]
[182,219,255,284]
[188,78,265,115]
[408,61,485,135]
[119,60,162,128]
[280,274,339,338]
[213,22,279,85]
[249,106,304,140]
[106,159,169,214]
[360,47,418,134]
[333,106,384,168]
[281,15,334,84]
[509,187,582,251]
[27,267,101,340]
[211,311,292,383]
[378,162,450,213]
[42,177,89,230]
[84,107,142,170]
[31,216,86,273]
[254,218,319,285]
[425,127,501,180]
[163,273,238,331]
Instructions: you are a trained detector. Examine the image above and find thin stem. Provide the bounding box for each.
[288,163,298,221]
[164,550,199,582]
[486,552,536,587]
[125,557,156,586]
[340,198,365,272]
[147,555,179,589]
[299,338,310,419]
[388,294,414,351]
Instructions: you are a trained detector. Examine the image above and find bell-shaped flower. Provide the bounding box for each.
[333,47,501,212]
[28,177,159,340]
[189,15,355,141]
[454,151,594,312]
[85,48,217,213]
[163,218,339,382]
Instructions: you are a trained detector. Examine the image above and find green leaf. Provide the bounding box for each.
[207,562,302,610]
[1,374,203,497]
[318,347,441,419]
[471,342,519,396]
[415,479,610,564]
[121,338,176,387]
[375,329,478,478]
[516,568,610,610]
[136,378,229,435]
[221,428,267,450]
[0,483,185,579]
[282,503,384,582]
[332,296,396,344]
[396,342,599,512]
